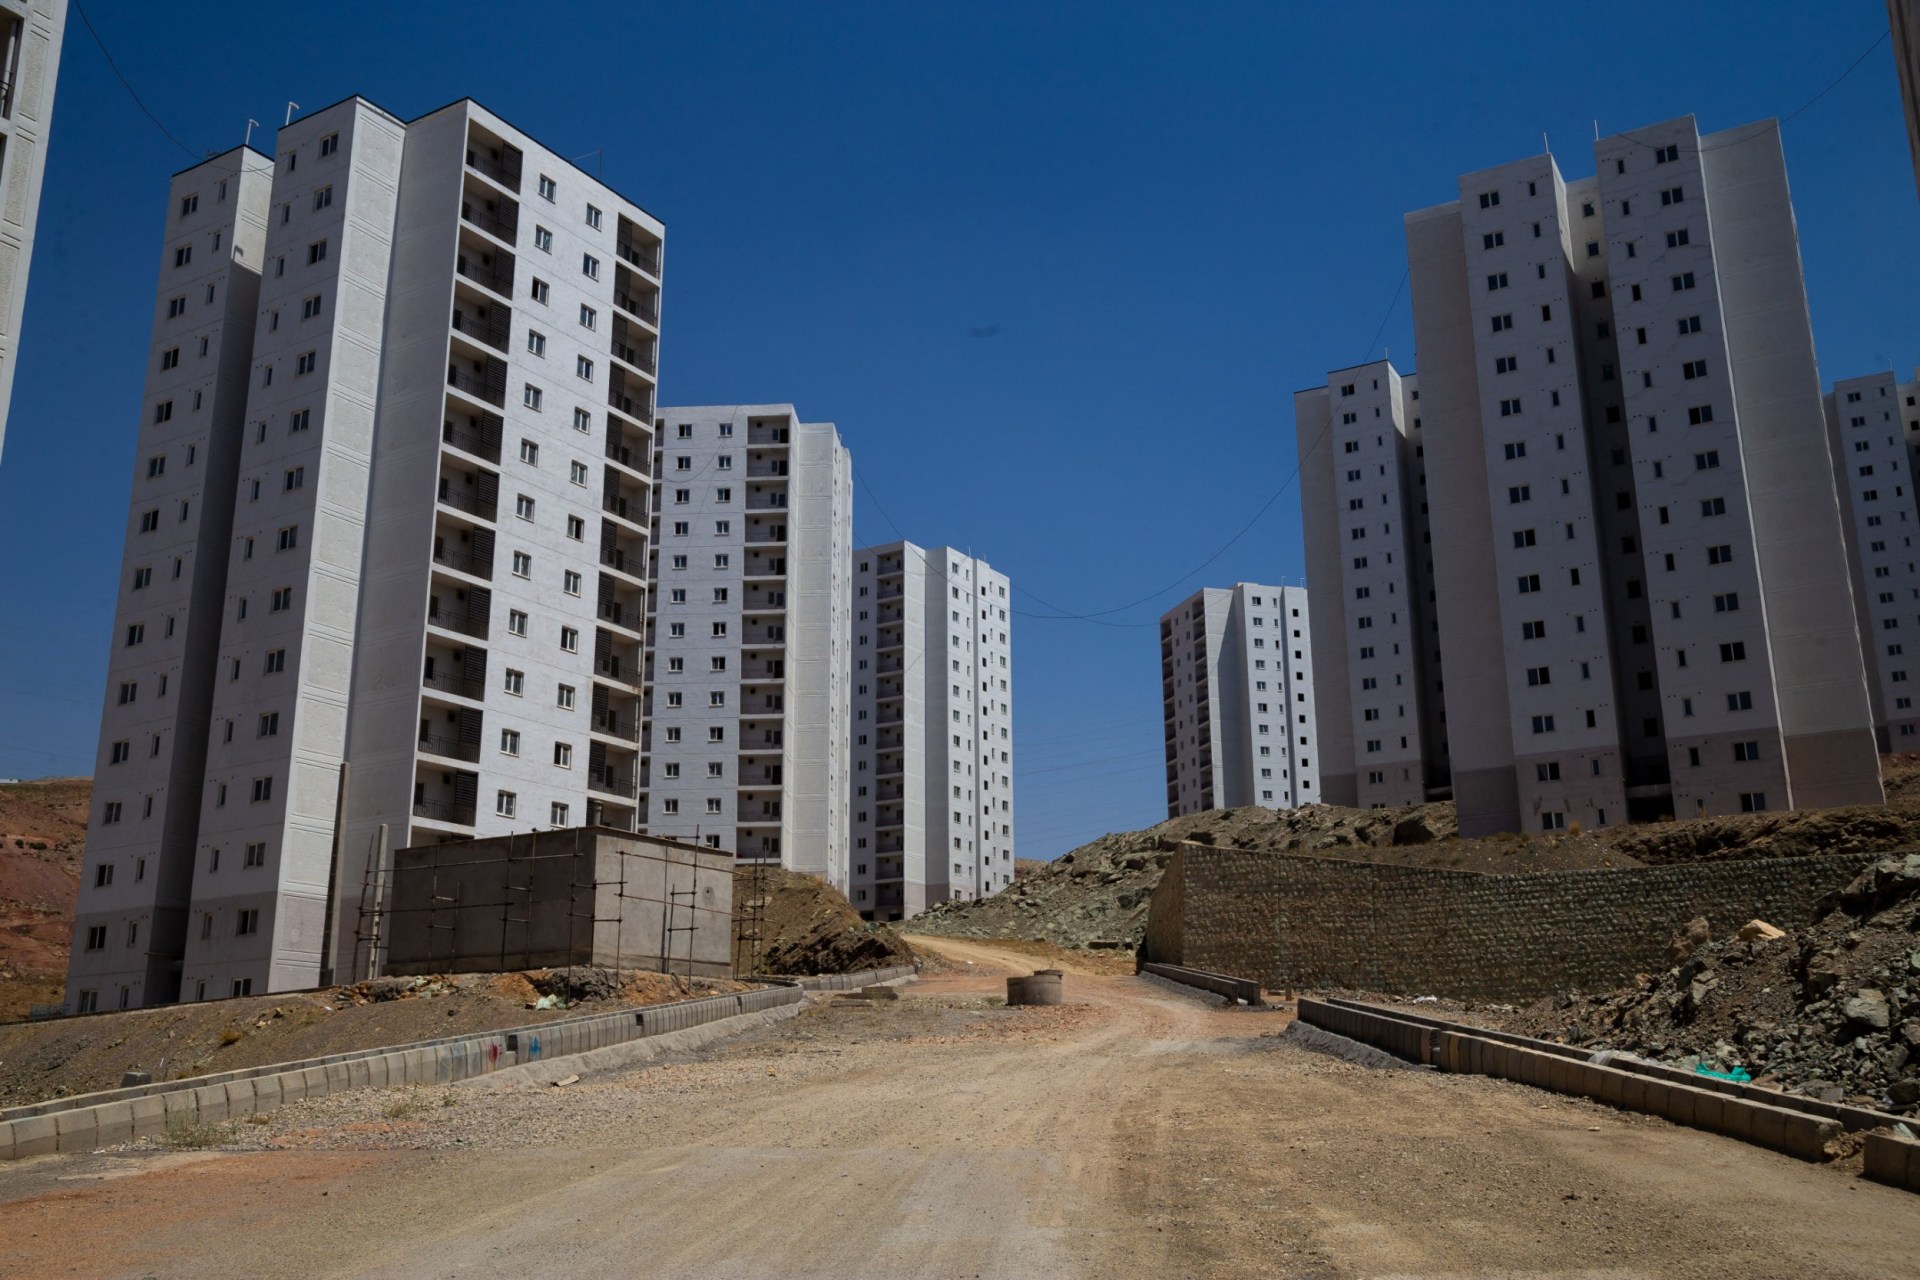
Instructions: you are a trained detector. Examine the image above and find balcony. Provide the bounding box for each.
[741,695,785,717]
[746,490,788,513]
[451,303,510,353]
[605,421,652,476]
[465,134,523,192]
[598,598,646,633]
[875,657,903,674]
[610,316,657,376]
[412,798,477,826]
[748,419,791,446]
[443,408,503,464]
[460,184,519,244]
[743,589,786,613]
[417,734,481,764]
[432,541,494,581]
[746,455,789,479]
[745,524,787,545]
[448,361,506,408]
[437,473,498,523]
[454,241,515,298]
[589,764,635,796]
[600,543,646,581]
[422,667,485,700]
[739,767,784,788]
[426,601,489,641]
[592,709,640,741]
[614,266,660,326]
[616,236,661,278]
[608,369,651,422]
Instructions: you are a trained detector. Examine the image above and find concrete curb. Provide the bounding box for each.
[785,964,919,992]
[1139,962,1264,1005]
[0,985,804,1161]
[1298,997,1854,1168]
[1864,1131,1920,1191]
[468,1002,804,1088]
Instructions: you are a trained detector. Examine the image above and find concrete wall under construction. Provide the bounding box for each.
[1144,842,1871,1001]
[381,828,734,978]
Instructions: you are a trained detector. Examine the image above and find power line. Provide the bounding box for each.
[73,1,201,161]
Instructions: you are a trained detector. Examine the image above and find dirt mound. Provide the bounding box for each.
[0,778,89,1023]
[1473,854,1920,1115]
[732,866,913,975]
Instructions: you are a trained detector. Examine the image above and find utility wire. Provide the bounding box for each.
[73,1,202,161]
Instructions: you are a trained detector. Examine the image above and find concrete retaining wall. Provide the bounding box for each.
[0,984,803,1161]
[788,964,918,991]
[1864,1131,1920,1191]
[1147,843,1870,1000]
[1298,997,1861,1168]
[1139,962,1264,1005]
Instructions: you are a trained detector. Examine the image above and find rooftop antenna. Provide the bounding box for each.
[1593,119,1601,142]
[285,102,301,126]
[244,118,260,148]
[573,147,603,178]
[1541,131,1549,155]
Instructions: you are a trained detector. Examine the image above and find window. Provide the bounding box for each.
[1665,228,1689,248]
[270,586,293,612]
[497,791,518,818]
[566,515,585,539]
[530,277,550,303]
[1487,272,1508,291]
[585,203,602,229]
[1739,792,1766,813]
[1508,484,1531,504]
[1728,690,1754,711]
[538,174,557,201]
[1701,496,1726,516]
[1734,741,1762,762]
[557,684,576,710]
[308,240,328,264]
[1672,271,1696,291]
[582,253,600,280]
[515,493,536,520]
[180,193,199,218]
[551,802,571,827]
[1707,544,1734,565]
[167,296,186,318]
[1678,315,1702,335]
[499,727,522,756]
[174,244,192,268]
[1522,620,1546,640]
[504,668,525,696]
[250,776,273,803]
[313,186,333,212]
[1713,592,1740,613]
[290,408,311,432]
[523,384,543,410]
[285,466,305,491]
[1683,359,1708,380]
[527,330,547,357]
[1720,641,1747,662]
[553,741,573,768]
[508,609,528,636]
[1517,573,1541,594]
[1482,231,1504,249]
[560,626,579,653]
[1695,450,1720,470]
[1499,398,1521,417]
[1531,715,1555,734]
[1478,190,1500,208]
[576,356,594,380]
[1491,313,1513,333]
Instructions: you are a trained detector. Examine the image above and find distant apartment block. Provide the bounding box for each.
[641,406,851,883]
[70,97,666,1010]
[1303,114,1882,837]
[1159,584,1318,818]
[1295,365,1445,809]
[848,542,1014,919]
[0,0,64,460]
[1825,370,1920,747]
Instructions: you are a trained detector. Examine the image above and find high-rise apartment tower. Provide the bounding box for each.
[0,0,65,460]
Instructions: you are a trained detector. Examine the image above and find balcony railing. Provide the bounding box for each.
[451,309,508,353]
[601,547,644,577]
[614,289,659,325]
[413,799,477,825]
[608,384,651,421]
[417,735,481,763]
[433,545,493,579]
[596,655,640,684]
[616,241,661,276]
[589,765,635,794]
[426,608,488,640]
[592,710,640,740]
[437,486,497,522]
[603,492,646,523]
[454,253,514,297]
[448,367,504,407]
[442,421,502,463]
[461,201,516,243]
[611,335,656,374]
[422,668,485,700]
[465,148,520,191]
[598,599,645,630]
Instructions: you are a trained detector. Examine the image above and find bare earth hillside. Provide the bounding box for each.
[0,779,87,1021]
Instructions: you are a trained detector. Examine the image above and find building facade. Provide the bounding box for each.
[1302,113,1882,838]
[70,97,666,1009]
[1159,584,1318,819]
[640,406,851,883]
[1825,370,1920,748]
[0,0,64,460]
[848,542,1014,919]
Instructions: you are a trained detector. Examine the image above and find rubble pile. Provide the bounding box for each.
[733,865,914,975]
[1488,854,1920,1114]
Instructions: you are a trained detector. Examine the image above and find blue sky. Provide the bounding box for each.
[0,1,1913,860]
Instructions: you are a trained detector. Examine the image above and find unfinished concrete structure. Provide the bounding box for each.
[381,827,733,978]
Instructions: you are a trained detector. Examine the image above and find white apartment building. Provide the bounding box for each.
[847,543,1014,919]
[68,147,273,1010]
[641,406,851,882]
[1309,112,1886,838]
[0,0,63,460]
[1825,370,1920,746]
[1159,584,1317,818]
[70,97,665,1008]
[1295,365,1445,809]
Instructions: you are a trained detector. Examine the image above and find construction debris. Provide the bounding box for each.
[731,865,913,975]
[1470,853,1920,1114]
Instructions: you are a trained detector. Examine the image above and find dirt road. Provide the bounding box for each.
[0,937,1914,1278]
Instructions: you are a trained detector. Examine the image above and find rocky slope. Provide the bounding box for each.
[1472,854,1920,1115]
[732,865,913,975]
